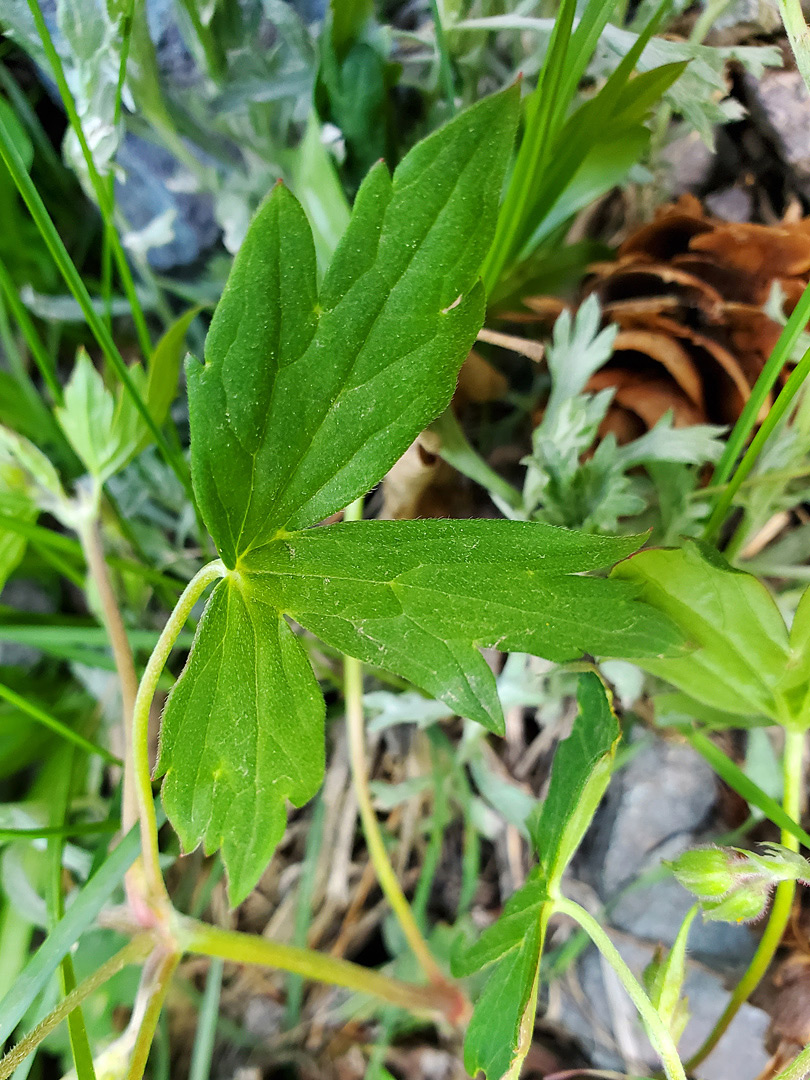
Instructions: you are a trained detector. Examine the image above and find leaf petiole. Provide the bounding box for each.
[180,917,461,1020]
[124,947,181,1080]
[131,559,226,909]
[553,896,687,1080]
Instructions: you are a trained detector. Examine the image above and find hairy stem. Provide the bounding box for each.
[685,728,805,1070]
[131,560,225,908]
[79,517,140,837]
[554,897,687,1080]
[124,947,181,1080]
[0,936,153,1080]
[342,498,447,988]
[772,1041,810,1080]
[181,918,459,1019]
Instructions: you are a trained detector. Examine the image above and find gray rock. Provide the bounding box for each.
[242,995,286,1040]
[581,737,757,966]
[711,0,782,33]
[705,185,755,222]
[745,69,810,189]
[591,739,717,896]
[661,131,716,197]
[115,135,219,271]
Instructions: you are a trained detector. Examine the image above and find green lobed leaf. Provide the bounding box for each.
[243,522,684,734]
[292,113,351,275]
[611,541,792,722]
[155,577,325,906]
[0,426,69,522]
[188,84,520,568]
[457,674,620,1080]
[529,671,620,889]
[162,88,684,905]
[459,877,546,1080]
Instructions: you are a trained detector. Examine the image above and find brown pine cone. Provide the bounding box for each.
[524,194,810,442]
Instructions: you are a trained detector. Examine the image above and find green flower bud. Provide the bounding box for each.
[701,882,770,924]
[667,848,740,900]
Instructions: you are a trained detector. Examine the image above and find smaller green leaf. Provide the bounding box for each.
[612,541,791,722]
[56,350,149,485]
[529,672,620,891]
[0,467,36,592]
[0,426,68,520]
[455,875,547,1080]
[458,674,619,1080]
[776,585,810,725]
[643,905,696,1043]
[452,876,548,980]
[146,307,201,426]
[543,295,618,421]
[156,576,325,906]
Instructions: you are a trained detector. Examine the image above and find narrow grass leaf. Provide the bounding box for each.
[685,728,810,848]
[0,98,189,493]
[188,958,224,1080]
[706,280,810,522]
[147,307,201,425]
[0,682,119,764]
[0,822,141,1044]
[706,341,810,539]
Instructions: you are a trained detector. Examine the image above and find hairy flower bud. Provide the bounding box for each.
[669,843,810,924]
[701,882,770,924]
[667,848,740,900]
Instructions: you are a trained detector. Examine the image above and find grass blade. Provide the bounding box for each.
[0,821,142,1045]
[0,822,119,842]
[481,0,578,292]
[430,0,456,114]
[705,280,810,535]
[188,959,224,1080]
[47,749,97,1080]
[26,0,151,360]
[0,682,120,765]
[705,341,810,539]
[0,100,191,498]
[285,792,325,1028]
[685,728,810,848]
[0,255,61,404]
[0,511,186,593]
